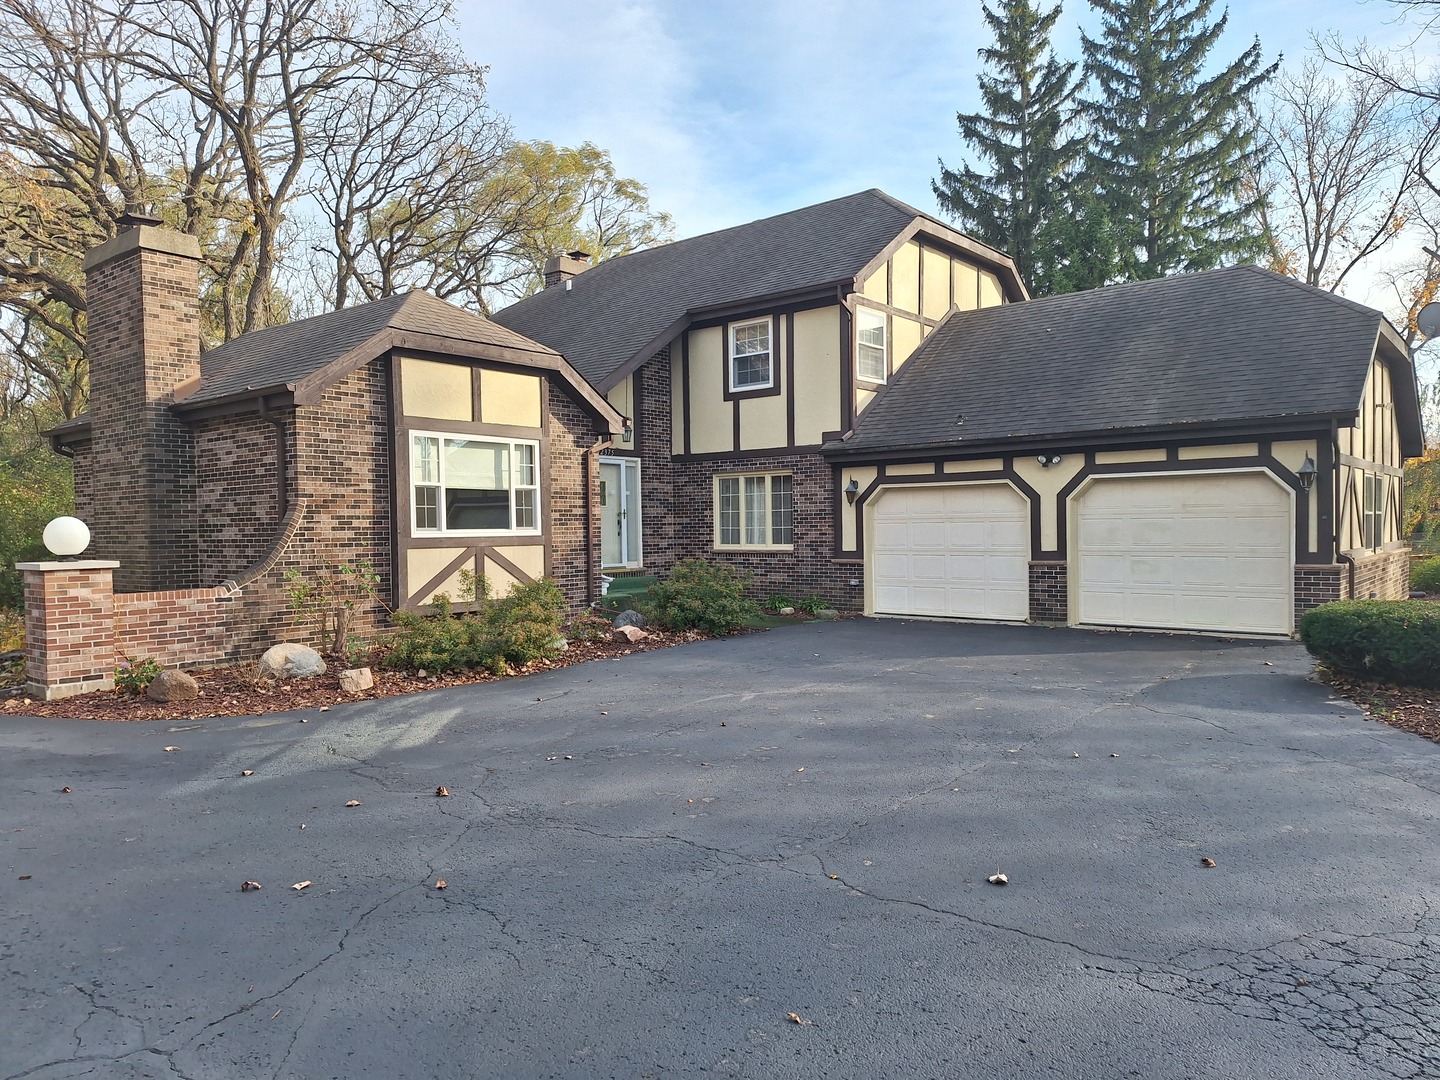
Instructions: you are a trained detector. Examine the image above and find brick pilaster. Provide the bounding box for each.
[18,560,121,700]
[1028,561,1068,623]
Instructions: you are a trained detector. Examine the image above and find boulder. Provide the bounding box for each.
[778,606,796,616]
[811,608,840,621]
[338,667,374,693]
[613,609,648,629]
[259,642,327,680]
[613,624,650,643]
[146,669,199,703]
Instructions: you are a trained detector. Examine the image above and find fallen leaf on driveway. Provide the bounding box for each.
[435,786,451,797]
[241,881,262,892]
[1201,857,1217,868]
[345,800,361,807]
[435,878,447,890]
[242,770,254,777]
[18,874,31,880]
[61,786,71,794]
[987,873,1009,886]
[828,874,839,880]
[1073,752,1081,758]
[163,746,179,752]
[785,1012,812,1025]
[291,880,312,890]
[796,767,804,773]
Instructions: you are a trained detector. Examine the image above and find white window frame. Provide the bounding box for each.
[410,430,541,537]
[856,306,888,384]
[713,471,793,550]
[728,317,774,392]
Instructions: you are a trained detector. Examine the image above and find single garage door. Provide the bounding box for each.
[869,483,1029,621]
[1074,472,1292,635]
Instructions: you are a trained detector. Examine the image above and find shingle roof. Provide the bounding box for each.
[492,188,1010,388]
[186,291,558,406]
[836,265,1419,454]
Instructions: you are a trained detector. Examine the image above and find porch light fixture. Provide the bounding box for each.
[844,478,860,505]
[1037,454,1063,467]
[42,516,90,558]
[1297,454,1317,493]
[621,417,633,444]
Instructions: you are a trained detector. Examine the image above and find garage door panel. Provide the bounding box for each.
[870,483,1029,622]
[1076,473,1291,635]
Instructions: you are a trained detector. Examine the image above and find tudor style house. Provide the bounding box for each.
[50,214,623,658]
[496,190,1423,638]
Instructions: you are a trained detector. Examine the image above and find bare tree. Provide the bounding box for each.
[1252,58,1421,292]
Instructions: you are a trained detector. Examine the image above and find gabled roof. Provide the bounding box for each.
[185,290,562,406]
[492,188,1025,391]
[833,265,1424,458]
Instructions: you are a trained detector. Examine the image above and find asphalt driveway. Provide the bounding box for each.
[3,620,1439,1079]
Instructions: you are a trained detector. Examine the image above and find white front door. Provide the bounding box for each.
[1073,471,1293,635]
[868,482,1030,621]
[600,457,642,568]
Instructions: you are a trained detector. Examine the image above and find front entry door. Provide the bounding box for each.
[600,457,642,568]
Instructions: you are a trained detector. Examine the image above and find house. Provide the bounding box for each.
[495,190,1424,637]
[47,212,624,665]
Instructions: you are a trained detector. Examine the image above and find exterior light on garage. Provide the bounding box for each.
[844,478,860,504]
[1297,454,1317,492]
[1037,454,1063,467]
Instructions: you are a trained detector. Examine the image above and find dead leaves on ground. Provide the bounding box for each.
[1201,857,1217,868]
[163,746,179,752]
[987,873,1009,886]
[435,878,447,890]
[241,880,263,892]
[291,880,312,891]
[344,800,361,808]
[785,1012,812,1025]
[435,786,450,797]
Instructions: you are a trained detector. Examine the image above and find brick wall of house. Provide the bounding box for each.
[1343,549,1410,602]
[115,588,230,668]
[69,439,94,525]
[547,381,602,609]
[671,451,859,608]
[636,349,677,577]
[1028,562,1068,622]
[1294,566,1344,625]
[194,410,287,582]
[84,237,201,592]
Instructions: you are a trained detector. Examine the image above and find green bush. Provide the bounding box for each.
[1412,558,1440,594]
[115,656,162,695]
[1299,600,1440,688]
[762,593,796,613]
[382,579,568,675]
[646,559,757,635]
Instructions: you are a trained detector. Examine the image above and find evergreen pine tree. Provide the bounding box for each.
[932,0,1082,295]
[1081,0,1278,279]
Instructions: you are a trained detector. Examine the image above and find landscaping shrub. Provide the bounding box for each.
[115,656,162,695]
[1412,557,1440,594]
[762,593,796,613]
[646,559,756,635]
[382,579,568,675]
[1299,600,1440,689]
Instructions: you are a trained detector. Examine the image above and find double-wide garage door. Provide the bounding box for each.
[1074,473,1292,635]
[867,473,1293,635]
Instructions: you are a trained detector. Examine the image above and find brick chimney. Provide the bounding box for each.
[82,211,202,591]
[543,250,591,289]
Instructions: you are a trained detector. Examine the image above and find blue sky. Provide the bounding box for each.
[454,0,1431,322]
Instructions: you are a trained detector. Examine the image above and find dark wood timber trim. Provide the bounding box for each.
[408,547,478,610]
[785,312,796,449]
[681,332,692,457]
[1338,452,1404,477]
[485,546,538,586]
[675,444,826,463]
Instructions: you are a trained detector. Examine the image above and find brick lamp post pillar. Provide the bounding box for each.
[16,560,122,701]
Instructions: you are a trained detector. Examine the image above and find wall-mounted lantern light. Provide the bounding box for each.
[621,417,633,444]
[1036,453,1063,468]
[43,516,91,558]
[1297,454,1317,492]
[844,478,860,505]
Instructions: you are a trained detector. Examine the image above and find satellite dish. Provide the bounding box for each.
[1419,301,1440,340]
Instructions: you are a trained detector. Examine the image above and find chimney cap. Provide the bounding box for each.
[566,250,591,262]
[118,205,165,229]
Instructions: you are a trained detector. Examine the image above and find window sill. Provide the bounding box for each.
[713,544,794,553]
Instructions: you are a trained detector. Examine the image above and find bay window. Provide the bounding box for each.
[411,432,539,535]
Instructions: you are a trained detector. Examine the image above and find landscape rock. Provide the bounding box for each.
[338,667,374,693]
[1411,590,1428,600]
[778,606,796,616]
[146,669,199,703]
[613,624,650,643]
[613,609,648,629]
[812,608,840,621]
[259,643,327,680]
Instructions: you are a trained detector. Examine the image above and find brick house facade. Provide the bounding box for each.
[47,216,623,670]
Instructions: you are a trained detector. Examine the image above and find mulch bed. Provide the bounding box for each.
[1318,669,1440,747]
[0,625,726,722]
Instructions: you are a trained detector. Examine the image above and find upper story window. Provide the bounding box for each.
[1363,474,1385,550]
[729,318,773,392]
[856,307,887,383]
[411,431,539,536]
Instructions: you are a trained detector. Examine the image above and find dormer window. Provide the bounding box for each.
[729,317,773,392]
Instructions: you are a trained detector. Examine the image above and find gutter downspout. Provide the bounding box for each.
[258,397,289,518]
[584,434,615,605]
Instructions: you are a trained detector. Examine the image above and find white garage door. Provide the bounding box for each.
[869,483,1029,621]
[1075,472,1292,635]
